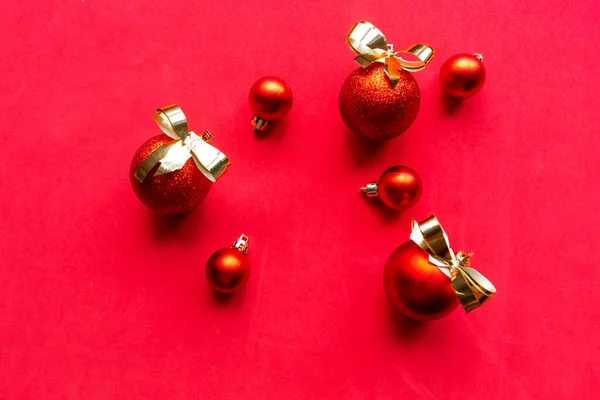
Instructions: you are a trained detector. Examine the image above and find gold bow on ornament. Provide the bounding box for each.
[135,105,230,183]
[346,21,435,88]
[410,215,496,313]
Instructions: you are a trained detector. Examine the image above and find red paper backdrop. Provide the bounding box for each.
[1,1,598,398]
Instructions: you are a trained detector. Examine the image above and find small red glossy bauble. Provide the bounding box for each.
[206,248,251,294]
[378,166,422,210]
[339,63,420,140]
[130,134,212,214]
[439,53,486,99]
[384,241,459,321]
[249,76,294,121]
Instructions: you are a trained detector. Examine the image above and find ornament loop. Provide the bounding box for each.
[409,215,496,312]
[201,130,213,142]
[346,21,435,88]
[233,234,250,255]
[153,105,189,141]
[135,105,230,183]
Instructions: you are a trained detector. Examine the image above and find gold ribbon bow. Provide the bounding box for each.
[346,21,435,88]
[135,105,230,183]
[410,215,496,313]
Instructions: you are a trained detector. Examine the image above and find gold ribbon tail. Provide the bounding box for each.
[452,265,496,312]
[188,131,230,183]
[134,140,188,182]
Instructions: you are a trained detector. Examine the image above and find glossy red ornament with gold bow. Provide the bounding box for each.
[130,105,231,214]
[384,215,496,321]
[339,21,435,140]
[206,234,251,294]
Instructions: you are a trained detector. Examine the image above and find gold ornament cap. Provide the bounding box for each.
[232,234,250,255]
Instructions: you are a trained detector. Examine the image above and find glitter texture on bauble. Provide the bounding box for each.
[130,134,212,214]
[339,63,420,141]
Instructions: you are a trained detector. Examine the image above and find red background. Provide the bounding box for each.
[1,0,598,398]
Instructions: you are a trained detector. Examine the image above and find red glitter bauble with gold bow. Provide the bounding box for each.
[339,63,421,140]
[384,241,459,321]
[130,134,212,214]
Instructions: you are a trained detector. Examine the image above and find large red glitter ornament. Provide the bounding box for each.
[130,105,230,214]
[384,241,460,321]
[130,134,212,214]
[249,76,293,132]
[360,165,422,210]
[339,63,421,140]
[339,21,435,141]
[206,234,251,294]
[439,53,486,99]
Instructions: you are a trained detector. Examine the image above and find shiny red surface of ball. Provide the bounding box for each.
[206,248,250,294]
[383,241,459,321]
[249,76,294,121]
[378,165,422,210]
[439,54,486,99]
[130,134,212,214]
[338,63,420,140]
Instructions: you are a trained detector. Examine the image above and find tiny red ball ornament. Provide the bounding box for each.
[439,53,486,98]
[130,134,212,214]
[249,76,293,132]
[384,241,459,321]
[206,234,251,294]
[360,165,422,210]
[339,63,421,140]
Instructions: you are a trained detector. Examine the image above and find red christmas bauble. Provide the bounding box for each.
[130,134,212,214]
[384,241,459,321]
[377,166,422,210]
[206,247,250,294]
[439,53,486,99]
[249,76,294,121]
[338,63,420,140]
